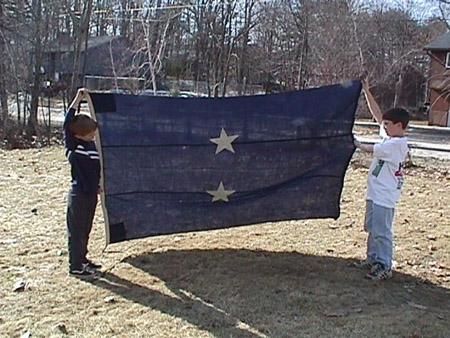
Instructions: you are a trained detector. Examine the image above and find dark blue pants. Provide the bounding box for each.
[67,190,98,271]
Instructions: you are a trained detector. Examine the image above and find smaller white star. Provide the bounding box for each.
[209,128,239,154]
[206,181,235,202]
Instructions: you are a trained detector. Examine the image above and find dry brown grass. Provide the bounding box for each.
[0,146,449,338]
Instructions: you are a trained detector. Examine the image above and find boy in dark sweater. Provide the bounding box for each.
[64,88,101,276]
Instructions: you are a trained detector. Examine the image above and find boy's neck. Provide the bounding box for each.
[391,130,405,137]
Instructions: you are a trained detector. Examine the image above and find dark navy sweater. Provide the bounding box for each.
[63,108,101,194]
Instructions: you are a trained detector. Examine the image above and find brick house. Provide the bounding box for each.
[424,32,450,126]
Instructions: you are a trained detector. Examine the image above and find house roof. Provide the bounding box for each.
[47,35,121,53]
[424,31,450,51]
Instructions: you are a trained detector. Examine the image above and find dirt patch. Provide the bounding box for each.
[0,146,449,337]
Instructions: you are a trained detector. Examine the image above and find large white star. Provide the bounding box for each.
[206,181,235,202]
[209,128,239,154]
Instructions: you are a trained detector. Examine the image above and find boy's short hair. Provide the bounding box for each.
[69,114,98,136]
[382,108,409,129]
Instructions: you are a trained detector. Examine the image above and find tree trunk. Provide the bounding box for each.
[394,72,403,108]
[70,0,93,98]
[0,70,8,130]
[26,0,43,138]
[237,0,255,95]
[120,0,130,38]
[0,4,8,129]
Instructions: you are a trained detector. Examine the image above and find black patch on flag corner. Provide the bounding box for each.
[90,93,117,113]
[109,222,126,243]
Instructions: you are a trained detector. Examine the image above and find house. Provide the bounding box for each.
[42,35,133,92]
[423,31,450,127]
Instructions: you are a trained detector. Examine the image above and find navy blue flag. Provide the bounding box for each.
[89,81,361,244]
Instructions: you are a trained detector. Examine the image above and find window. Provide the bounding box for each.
[445,52,450,68]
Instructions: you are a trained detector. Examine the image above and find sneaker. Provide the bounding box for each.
[69,268,94,277]
[350,259,373,270]
[83,260,102,269]
[365,263,392,280]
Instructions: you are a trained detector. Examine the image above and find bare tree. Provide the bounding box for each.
[431,0,450,28]
[0,0,443,143]
[69,0,94,98]
[27,0,44,137]
[0,3,9,130]
[129,4,182,92]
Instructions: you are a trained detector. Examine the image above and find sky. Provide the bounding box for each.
[363,0,441,21]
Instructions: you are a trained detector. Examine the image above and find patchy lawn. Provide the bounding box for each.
[0,146,449,337]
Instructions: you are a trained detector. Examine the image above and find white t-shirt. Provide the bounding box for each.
[366,133,409,208]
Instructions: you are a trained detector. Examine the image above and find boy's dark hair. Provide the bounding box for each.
[382,108,409,129]
[69,114,98,136]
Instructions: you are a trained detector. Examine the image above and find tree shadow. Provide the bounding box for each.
[87,249,450,337]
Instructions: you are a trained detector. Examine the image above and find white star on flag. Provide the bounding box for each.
[209,128,239,154]
[206,181,235,202]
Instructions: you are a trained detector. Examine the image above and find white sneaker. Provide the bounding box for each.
[365,263,392,280]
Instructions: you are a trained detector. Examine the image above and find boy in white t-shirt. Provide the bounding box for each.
[353,78,410,280]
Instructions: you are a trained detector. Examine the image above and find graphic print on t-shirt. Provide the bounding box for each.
[395,162,405,190]
[372,160,385,177]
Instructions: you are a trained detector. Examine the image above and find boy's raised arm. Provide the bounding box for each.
[64,88,88,151]
[362,78,383,125]
[63,88,88,129]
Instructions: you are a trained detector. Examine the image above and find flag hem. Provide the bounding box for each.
[85,92,111,246]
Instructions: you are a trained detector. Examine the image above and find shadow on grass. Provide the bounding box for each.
[87,249,450,338]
